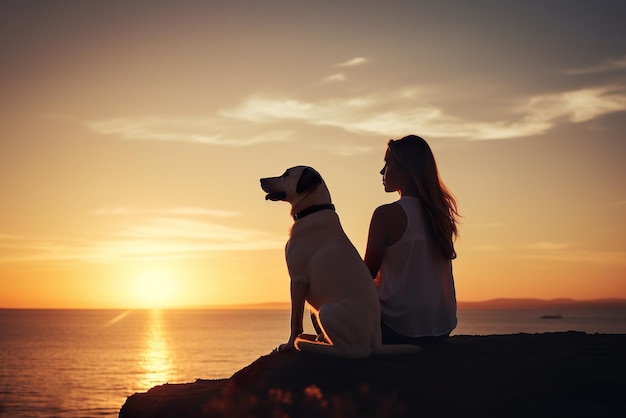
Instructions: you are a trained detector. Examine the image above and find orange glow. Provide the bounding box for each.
[138,310,174,390]
[1,2,625,308]
[135,271,175,309]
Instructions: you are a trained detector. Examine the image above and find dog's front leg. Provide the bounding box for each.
[280,280,308,352]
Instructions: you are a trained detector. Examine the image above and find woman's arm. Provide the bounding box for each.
[364,205,391,280]
[364,203,407,280]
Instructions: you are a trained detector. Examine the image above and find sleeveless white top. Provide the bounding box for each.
[377,196,457,337]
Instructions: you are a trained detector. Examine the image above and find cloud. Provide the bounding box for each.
[517,242,626,265]
[335,57,369,67]
[223,84,626,141]
[92,216,285,259]
[323,73,346,83]
[473,245,499,252]
[320,57,368,84]
[0,233,92,264]
[310,142,374,157]
[86,117,293,146]
[222,98,319,122]
[85,81,626,146]
[469,223,505,229]
[222,92,512,139]
[525,242,574,251]
[519,86,626,124]
[520,250,626,265]
[0,212,284,264]
[119,217,261,242]
[92,207,240,217]
[564,56,626,75]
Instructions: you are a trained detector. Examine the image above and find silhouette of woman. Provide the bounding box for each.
[364,135,460,345]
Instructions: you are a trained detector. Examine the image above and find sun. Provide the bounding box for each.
[136,270,175,308]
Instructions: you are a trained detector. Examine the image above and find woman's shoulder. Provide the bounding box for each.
[372,201,408,246]
[373,201,404,218]
[372,202,407,228]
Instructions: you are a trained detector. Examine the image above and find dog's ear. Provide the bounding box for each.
[296,167,323,194]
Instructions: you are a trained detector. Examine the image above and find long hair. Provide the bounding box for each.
[388,135,459,259]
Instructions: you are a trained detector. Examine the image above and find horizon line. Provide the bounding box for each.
[3,297,626,310]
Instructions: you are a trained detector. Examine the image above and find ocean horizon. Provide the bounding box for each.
[1,302,626,417]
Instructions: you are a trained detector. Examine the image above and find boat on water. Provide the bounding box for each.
[540,314,563,319]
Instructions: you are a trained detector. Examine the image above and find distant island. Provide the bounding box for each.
[540,314,563,319]
[456,298,626,310]
[189,298,626,311]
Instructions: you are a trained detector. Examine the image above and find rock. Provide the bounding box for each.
[119,332,626,418]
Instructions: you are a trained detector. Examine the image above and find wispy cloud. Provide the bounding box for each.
[564,56,626,75]
[320,57,369,84]
[0,233,93,263]
[0,210,284,264]
[92,207,239,217]
[84,79,626,146]
[519,86,626,124]
[520,250,626,265]
[118,217,264,242]
[310,142,374,156]
[469,223,506,229]
[323,73,346,83]
[222,98,320,122]
[86,117,293,146]
[517,241,626,265]
[223,84,626,141]
[473,244,499,252]
[335,57,369,67]
[525,242,574,251]
[92,216,285,259]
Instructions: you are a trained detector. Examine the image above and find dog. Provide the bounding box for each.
[260,166,420,358]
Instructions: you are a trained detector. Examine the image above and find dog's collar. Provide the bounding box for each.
[293,204,335,221]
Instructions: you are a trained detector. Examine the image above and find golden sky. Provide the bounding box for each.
[1,1,625,308]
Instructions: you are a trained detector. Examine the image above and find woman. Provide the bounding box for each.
[364,135,460,345]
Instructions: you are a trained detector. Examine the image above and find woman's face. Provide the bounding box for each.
[380,147,408,193]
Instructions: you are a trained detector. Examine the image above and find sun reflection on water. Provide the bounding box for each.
[138,309,174,390]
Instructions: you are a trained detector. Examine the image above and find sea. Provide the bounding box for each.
[1,305,625,418]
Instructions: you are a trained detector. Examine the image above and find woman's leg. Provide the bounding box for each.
[381,321,449,345]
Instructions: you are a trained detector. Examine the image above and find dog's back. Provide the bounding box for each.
[287,210,382,353]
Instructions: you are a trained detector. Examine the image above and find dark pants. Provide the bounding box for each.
[381,321,449,345]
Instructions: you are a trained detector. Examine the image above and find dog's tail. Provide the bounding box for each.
[372,343,421,356]
[296,338,373,358]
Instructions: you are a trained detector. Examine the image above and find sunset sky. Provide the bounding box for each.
[1,1,625,308]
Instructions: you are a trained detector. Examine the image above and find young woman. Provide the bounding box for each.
[364,135,460,345]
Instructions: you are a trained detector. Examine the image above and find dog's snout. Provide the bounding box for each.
[260,177,287,201]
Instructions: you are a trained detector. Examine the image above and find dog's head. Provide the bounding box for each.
[260,166,330,210]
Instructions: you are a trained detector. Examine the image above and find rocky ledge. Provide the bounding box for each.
[119,332,626,418]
